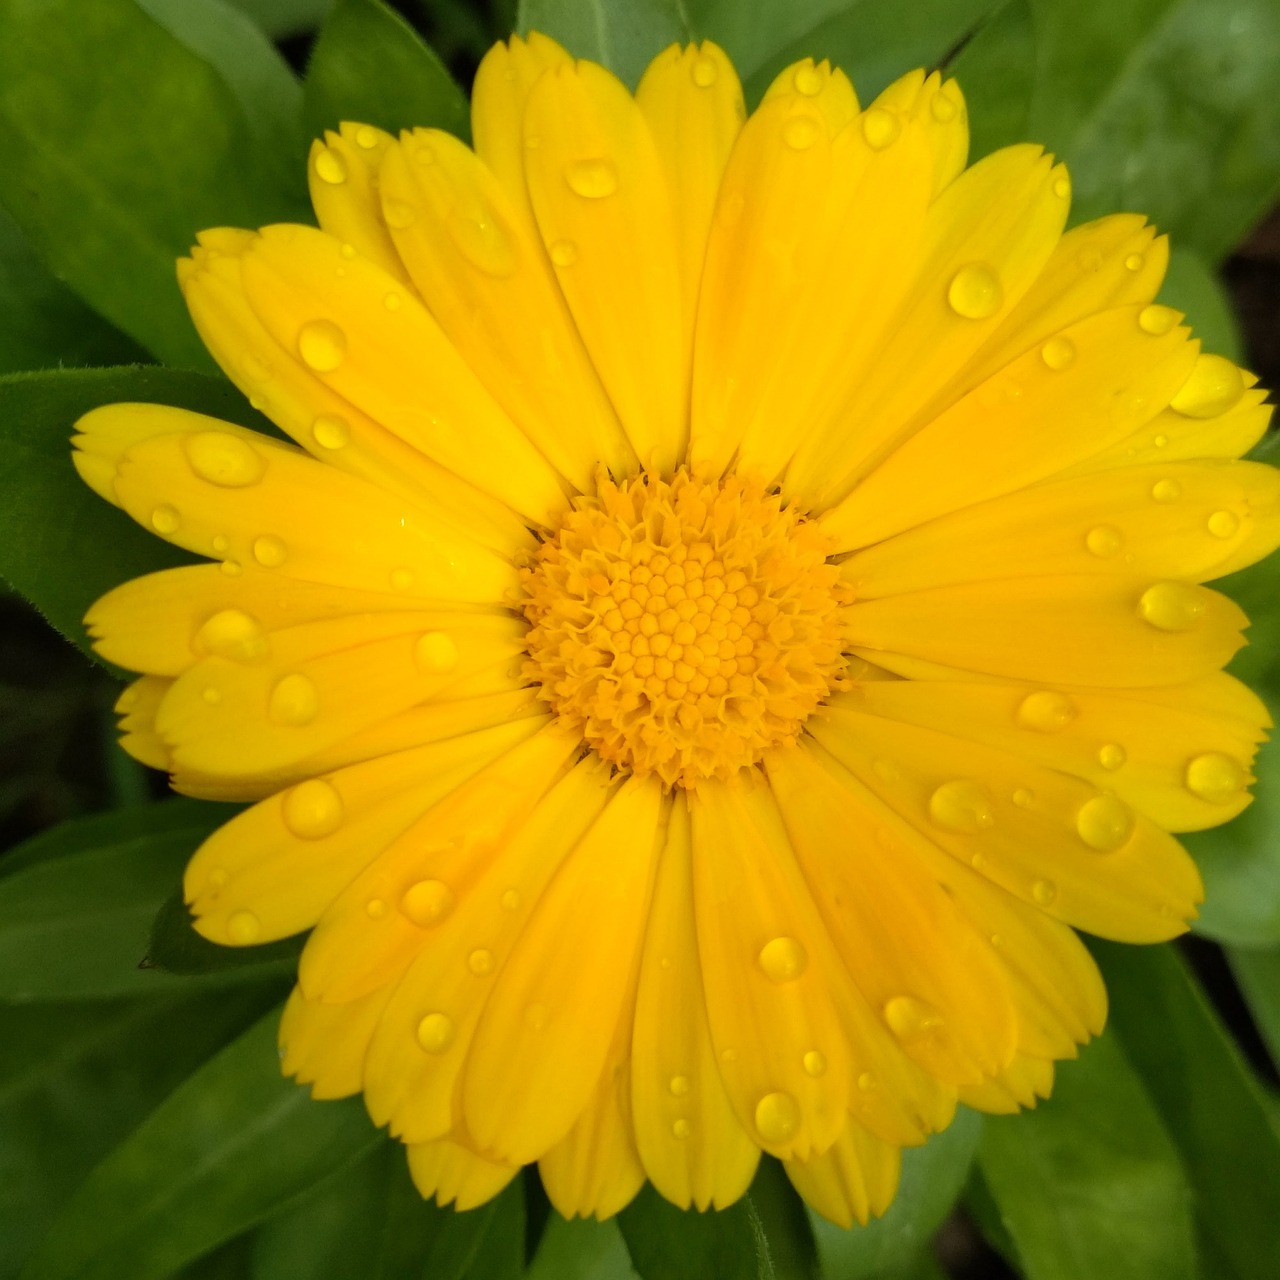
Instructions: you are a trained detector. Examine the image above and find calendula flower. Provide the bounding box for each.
[73,31,1278,1227]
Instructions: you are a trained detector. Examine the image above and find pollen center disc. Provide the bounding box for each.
[520,469,852,788]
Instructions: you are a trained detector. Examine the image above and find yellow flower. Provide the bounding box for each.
[73,32,1279,1227]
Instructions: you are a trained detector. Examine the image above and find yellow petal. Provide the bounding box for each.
[869,68,968,195]
[522,58,687,472]
[761,58,859,128]
[280,983,393,1099]
[114,676,172,769]
[631,795,760,1210]
[405,1138,519,1211]
[379,128,634,486]
[784,1120,901,1228]
[308,124,408,282]
[959,1055,1055,1115]
[360,757,617,1144]
[810,696,1204,941]
[184,718,544,944]
[636,42,745,325]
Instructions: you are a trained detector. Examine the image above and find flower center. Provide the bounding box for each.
[520,469,852,788]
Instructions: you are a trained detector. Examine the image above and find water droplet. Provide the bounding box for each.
[525,1002,548,1031]
[184,431,266,487]
[227,910,260,943]
[416,1012,454,1053]
[252,534,287,568]
[928,779,995,833]
[196,609,267,662]
[151,504,180,534]
[860,107,900,149]
[1053,176,1070,199]
[1017,690,1077,733]
[383,199,416,228]
[1098,743,1127,771]
[1086,525,1123,558]
[1185,752,1247,804]
[857,1071,876,1092]
[383,291,402,312]
[282,778,343,839]
[313,146,346,185]
[211,534,229,554]
[1125,252,1145,272]
[365,898,388,918]
[297,319,347,372]
[449,207,518,277]
[1031,879,1057,906]
[669,1075,690,1096]
[207,867,229,889]
[1013,788,1034,808]
[792,64,822,95]
[802,1050,827,1077]
[549,239,578,267]
[202,686,222,705]
[566,158,618,199]
[668,1117,691,1140]
[355,126,379,149]
[468,948,494,975]
[757,936,807,982]
[221,559,243,577]
[1151,478,1181,503]
[1170,353,1245,418]
[754,1091,800,1144]
[413,142,436,167]
[782,116,820,150]
[312,415,350,449]
[872,758,900,783]
[1154,434,1168,448]
[947,262,1003,320]
[340,242,357,260]
[1138,582,1205,632]
[1041,335,1076,370]
[501,889,520,911]
[1137,304,1179,336]
[931,89,958,122]
[884,995,943,1040]
[268,673,319,725]
[1076,794,1134,852]
[1207,510,1239,539]
[401,879,454,926]
[415,631,459,675]
[692,55,718,87]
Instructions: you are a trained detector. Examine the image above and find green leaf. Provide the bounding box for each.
[529,1215,639,1280]
[0,0,307,368]
[226,0,335,39]
[0,988,277,1280]
[977,1031,1196,1280]
[948,0,1035,162]
[1094,939,1280,1280]
[618,1181,766,1280]
[0,205,147,376]
[252,1140,522,1280]
[0,799,292,1001]
[147,888,305,978]
[1226,943,1280,1071]
[304,0,470,141]
[517,0,689,88]
[0,365,274,664]
[1156,248,1245,363]
[808,1106,982,1279]
[742,1158,818,1280]
[19,1008,380,1280]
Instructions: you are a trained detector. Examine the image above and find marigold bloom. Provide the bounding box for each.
[74,33,1279,1227]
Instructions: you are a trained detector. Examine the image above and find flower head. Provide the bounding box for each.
[74,32,1279,1226]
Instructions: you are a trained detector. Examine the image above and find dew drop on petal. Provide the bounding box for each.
[1137,304,1179,336]
[931,89,958,122]
[227,910,261,943]
[860,107,900,149]
[758,936,808,982]
[253,534,287,567]
[184,432,266,487]
[857,1071,876,1092]
[1098,743,1127,771]
[1185,752,1248,803]
[566,158,618,199]
[383,199,416,228]
[383,291,402,311]
[673,1119,692,1139]
[1076,794,1135,851]
[355,125,379,149]
[692,55,718,87]
[928,779,995,833]
[151,504,180,534]
[792,64,822,95]
[884,995,943,1039]
[803,1050,827,1077]
[669,1075,690,1096]
[549,239,578,267]
[401,879,454,926]
[1170,354,1245,418]
[1125,252,1145,272]
[754,1091,801,1143]
[268,673,319,726]
[281,778,344,839]
[415,631,459,675]
[947,262,1003,319]
[221,560,243,577]
[313,146,347,185]
[1032,879,1057,906]
[782,116,820,150]
[312,415,351,449]
[1085,525,1123,558]
[1041,336,1076,370]
[1017,690,1077,733]
[1151,478,1181,503]
[416,1012,454,1053]
[1138,582,1205,631]
[468,948,494,976]
[1207,510,1240,539]
[501,888,520,911]
[365,898,388,919]
[1053,175,1070,199]
[196,608,268,662]
[1013,788,1034,808]
[297,319,347,372]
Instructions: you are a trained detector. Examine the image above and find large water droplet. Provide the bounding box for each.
[758,935,807,982]
[416,1012,454,1053]
[1170,354,1244,418]
[754,1091,801,1144]
[860,107,900,150]
[884,995,943,1041]
[1185,752,1247,804]
[1125,252,1145,272]
[566,158,618,199]
[1076,794,1134,851]
[947,263,1003,320]
[1085,525,1123,558]
[1138,582,1205,632]
[196,608,267,662]
[1207,510,1239,539]
[1041,336,1076,370]
[185,432,266,487]
[1017,690,1077,733]
[802,1050,827,1077]
[227,910,261,944]
[1137,304,1179,336]
[1151,478,1181,503]
[312,415,351,450]
[297,319,347,372]
[253,534,287,568]
[1098,743,1127,771]
[151,504,180,534]
[355,126,379,149]
[313,146,347,185]
[282,778,344,839]
[401,879,454,926]
[415,631,459,675]
[268,673,319,725]
[928,779,995,833]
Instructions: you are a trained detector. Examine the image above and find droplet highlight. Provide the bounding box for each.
[1138,582,1205,632]
[884,995,943,1039]
[758,936,807,983]
[1151,478,1181,503]
[297,319,347,372]
[754,1091,801,1144]
[802,1050,827,1078]
[928,779,995,833]
[281,778,344,839]
[1076,794,1135,852]
[196,608,267,662]
[401,879,454,927]
[1017,690,1077,733]
[1185,752,1247,804]
[1098,743,1127,771]
[947,262,1003,320]
[268,673,319,726]
[1041,336,1076,370]
[253,535,287,568]
[1170,354,1244,418]
[1137,304,1179,336]
[312,415,351,450]
[313,146,347,185]
[1086,525,1123,558]
[416,1012,454,1053]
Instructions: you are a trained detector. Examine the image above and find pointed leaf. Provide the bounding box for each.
[1226,944,1280,1072]
[530,1216,639,1280]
